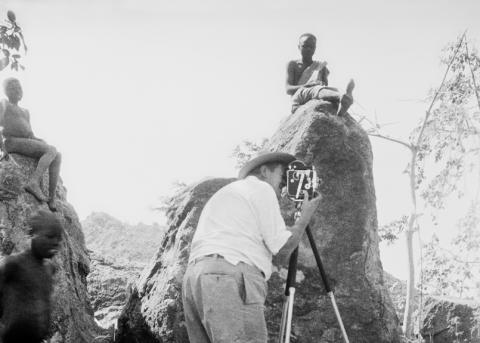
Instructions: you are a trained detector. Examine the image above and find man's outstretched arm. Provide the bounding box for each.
[275,192,322,264]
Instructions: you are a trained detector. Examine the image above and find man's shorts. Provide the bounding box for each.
[182,255,268,343]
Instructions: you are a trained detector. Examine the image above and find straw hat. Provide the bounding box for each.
[238,152,295,179]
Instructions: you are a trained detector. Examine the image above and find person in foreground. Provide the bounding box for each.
[182,152,322,343]
[0,77,62,211]
[0,210,63,343]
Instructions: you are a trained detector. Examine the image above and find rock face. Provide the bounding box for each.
[83,212,165,328]
[115,99,401,342]
[88,252,141,329]
[420,297,480,343]
[265,100,400,342]
[115,178,234,343]
[0,154,100,342]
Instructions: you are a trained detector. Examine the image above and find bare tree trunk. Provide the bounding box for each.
[403,148,418,337]
[403,227,415,335]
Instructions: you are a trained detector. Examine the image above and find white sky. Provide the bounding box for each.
[1,0,479,280]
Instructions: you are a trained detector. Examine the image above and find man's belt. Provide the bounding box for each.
[190,253,224,265]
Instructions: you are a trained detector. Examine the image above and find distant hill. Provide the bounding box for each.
[82,212,166,328]
[82,212,165,267]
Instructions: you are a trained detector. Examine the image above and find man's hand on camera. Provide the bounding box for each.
[299,190,321,223]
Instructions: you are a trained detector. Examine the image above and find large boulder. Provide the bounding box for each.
[0,154,102,342]
[263,100,400,342]
[420,297,480,343]
[116,99,401,342]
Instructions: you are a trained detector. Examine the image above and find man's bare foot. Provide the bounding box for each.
[24,182,48,202]
[346,79,355,96]
[338,79,355,116]
[47,198,57,212]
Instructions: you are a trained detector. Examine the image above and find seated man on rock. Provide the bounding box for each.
[0,78,61,211]
[286,33,355,115]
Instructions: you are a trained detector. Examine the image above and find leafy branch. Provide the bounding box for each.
[0,10,27,71]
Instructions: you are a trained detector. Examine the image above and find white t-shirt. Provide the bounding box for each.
[189,176,292,279]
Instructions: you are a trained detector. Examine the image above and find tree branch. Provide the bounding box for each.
[368,133,413,150]
[465,38,480,113]
[414,31,468,148]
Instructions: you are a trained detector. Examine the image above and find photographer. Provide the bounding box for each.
[182,152,321,343]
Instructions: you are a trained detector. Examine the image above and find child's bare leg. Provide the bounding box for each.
[47,152,61,211]
[4,137,56,202]
[338,79,355,116]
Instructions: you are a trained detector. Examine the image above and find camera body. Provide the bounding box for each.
[285,160,320,202]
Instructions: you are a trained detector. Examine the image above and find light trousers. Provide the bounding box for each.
[182,256,268,343]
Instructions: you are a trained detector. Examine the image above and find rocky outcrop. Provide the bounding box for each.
[0,154,101,342]
[115,99,401,342]
[420,297,480,343]
[264,100,400,342]
[83,212,165,329]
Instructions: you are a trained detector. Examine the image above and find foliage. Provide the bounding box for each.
[365,33,480,337]
[421,202,480,299]
[154,180,188,213]
[0,10,27,71]
[413,36,480,212]
[231,138,269,169]
[378,215,409,244]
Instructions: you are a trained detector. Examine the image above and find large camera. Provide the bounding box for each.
[285,160,320,202]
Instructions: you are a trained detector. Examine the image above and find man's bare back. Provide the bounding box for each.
[287,59,329,92]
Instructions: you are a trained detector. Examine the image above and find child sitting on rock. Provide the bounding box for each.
[0,78,62,211]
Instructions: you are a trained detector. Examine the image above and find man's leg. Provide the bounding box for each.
[47,152,61,211]
[185,257,267,343]
[182,264,212,343]
[4,137,57,202]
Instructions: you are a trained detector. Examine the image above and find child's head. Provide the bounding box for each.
[3,77,22,103]
[28,210,63,259]
[298,33,317,59]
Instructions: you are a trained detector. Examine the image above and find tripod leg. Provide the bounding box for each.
[328,292,350,343]
[305,226,350,343]
[278,247,299,343]
[278,299,288,343]
[285,287,296,343]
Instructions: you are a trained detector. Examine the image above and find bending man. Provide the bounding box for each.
[182,152,321,343]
